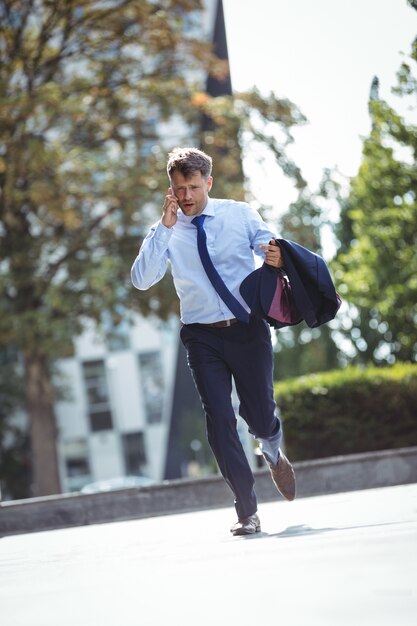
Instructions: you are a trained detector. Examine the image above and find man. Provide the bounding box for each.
[131,147,295,536]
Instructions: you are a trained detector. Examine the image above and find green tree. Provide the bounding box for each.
[333,40,417,364]
[0,1,306,495]
[0,0,209,496]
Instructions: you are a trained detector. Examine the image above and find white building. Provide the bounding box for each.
[53,314,178,492]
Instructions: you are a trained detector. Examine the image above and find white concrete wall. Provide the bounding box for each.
[89,431,124,480]
[73,319,107,360]
[106,352,145,433]
[55,359,89,440]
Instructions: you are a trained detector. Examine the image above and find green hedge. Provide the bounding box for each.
[275,363,417,461]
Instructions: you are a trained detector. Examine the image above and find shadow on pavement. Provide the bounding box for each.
[236,520,412,539]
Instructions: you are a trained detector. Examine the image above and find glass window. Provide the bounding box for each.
[122,432,147,475]
[62,439,91,492]
[82,360,113,431]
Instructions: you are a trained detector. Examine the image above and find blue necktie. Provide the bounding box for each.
[191,214,249,323]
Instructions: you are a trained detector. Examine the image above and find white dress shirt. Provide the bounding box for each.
[131,197,276,324]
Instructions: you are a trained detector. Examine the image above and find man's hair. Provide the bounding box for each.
[167,147,212,180]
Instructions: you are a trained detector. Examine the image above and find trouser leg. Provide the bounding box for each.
[180,324,257,519]
[226,317,282,464]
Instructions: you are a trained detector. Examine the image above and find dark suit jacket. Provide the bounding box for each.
[240,239,342,329]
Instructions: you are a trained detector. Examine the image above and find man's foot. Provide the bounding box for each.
[230,513,261,536]
[265,448,296,501]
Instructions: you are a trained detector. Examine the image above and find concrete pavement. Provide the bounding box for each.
[2,446,417,536]
[0,483,416,626]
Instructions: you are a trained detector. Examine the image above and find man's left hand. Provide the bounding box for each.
[259,240,284,268]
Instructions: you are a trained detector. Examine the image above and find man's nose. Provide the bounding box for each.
[184,188,192,199]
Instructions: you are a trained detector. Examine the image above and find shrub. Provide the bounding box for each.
[275,363,417,461]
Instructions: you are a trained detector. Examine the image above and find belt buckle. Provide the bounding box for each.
[225,319,231,327]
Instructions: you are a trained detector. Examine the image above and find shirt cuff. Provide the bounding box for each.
[155,221,174,241]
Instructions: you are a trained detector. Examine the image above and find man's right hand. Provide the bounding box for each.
[161,188,179,228]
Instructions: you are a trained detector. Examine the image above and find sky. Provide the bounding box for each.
[222,0,417,215]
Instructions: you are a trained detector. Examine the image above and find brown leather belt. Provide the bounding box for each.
[196,318,238,328]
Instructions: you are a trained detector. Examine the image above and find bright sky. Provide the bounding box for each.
[223,0,417,213]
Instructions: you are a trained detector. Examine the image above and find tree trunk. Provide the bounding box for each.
[24,350,61,496]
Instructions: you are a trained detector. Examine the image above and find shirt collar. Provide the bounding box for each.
[202,197,215,217]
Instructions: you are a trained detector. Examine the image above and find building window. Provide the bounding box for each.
[82,360,113,431]
[62,439,91,491]
[138,351,164,424]
[122,432,147,475]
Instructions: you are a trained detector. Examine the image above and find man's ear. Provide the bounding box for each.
[207,176,213,192]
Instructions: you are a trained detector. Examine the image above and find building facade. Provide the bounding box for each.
[54,314,179,492]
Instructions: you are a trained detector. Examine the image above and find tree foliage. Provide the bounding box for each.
[333,38,417,364]
[0,0,307,495]
[276,362,417,461]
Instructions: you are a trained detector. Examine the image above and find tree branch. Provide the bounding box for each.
[43,203,122,284]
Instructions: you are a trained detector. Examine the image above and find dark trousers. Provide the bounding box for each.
[180,316,280,519]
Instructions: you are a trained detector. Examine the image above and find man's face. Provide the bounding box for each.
[170,170,213,216]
